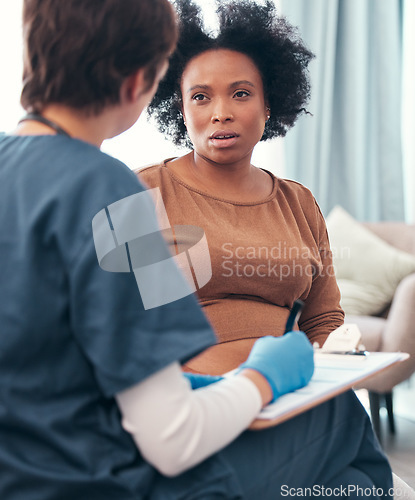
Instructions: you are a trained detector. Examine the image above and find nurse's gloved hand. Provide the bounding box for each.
[239,332,314,402]
[183,372,224,390]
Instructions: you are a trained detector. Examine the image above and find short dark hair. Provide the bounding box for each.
[21,0,178,115]
[147,0,314,148]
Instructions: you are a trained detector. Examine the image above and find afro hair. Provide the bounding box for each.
[147,0,315,148]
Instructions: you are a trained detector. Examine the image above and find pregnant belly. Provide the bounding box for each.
[184,298,291,375]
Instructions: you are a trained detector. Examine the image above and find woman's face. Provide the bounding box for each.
[181,49,268,166]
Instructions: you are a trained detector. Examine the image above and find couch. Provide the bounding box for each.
[345,222,415,439]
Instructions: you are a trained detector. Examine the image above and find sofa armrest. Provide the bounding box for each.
[360,272,415,392]
[382,272,415,353]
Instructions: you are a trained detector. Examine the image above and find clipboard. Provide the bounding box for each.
[249,350,409,430]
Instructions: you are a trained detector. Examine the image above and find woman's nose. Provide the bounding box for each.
[211,100,234,123]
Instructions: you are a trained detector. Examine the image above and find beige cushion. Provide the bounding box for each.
[326,206,415,316]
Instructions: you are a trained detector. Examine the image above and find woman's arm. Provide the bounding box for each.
[116,332,313,477]
[116,362,263,477]
[299,202,344,347]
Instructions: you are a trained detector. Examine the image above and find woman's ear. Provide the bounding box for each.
[265,104,271,121]
[179,102,187,127]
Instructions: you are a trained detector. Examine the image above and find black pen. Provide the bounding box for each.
[284,299,305,334]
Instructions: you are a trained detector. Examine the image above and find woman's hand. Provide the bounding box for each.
[238,332,314,404]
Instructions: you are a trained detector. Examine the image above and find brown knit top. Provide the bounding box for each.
[137,160,344,375]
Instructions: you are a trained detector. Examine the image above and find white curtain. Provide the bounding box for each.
[402,0,415,223]
[280,0,405,221]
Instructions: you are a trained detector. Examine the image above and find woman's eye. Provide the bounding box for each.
[192,93,207,101]
[234,90,250,98]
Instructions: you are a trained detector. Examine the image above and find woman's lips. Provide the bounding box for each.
[209,131,239,148]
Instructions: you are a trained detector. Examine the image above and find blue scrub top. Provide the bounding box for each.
[0,134,216,499]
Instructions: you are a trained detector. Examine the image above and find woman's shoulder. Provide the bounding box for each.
[272,175,325,227]
[268,173,315,206]
[135,158,176,184]
[273,175,315,199]
[135,159,179,191]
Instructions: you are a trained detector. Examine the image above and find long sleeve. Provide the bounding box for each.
[298,201,344,347]
[115,362,262,477]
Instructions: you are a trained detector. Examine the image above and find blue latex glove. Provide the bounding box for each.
[239,332,314,402]
[183,372,224,390]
